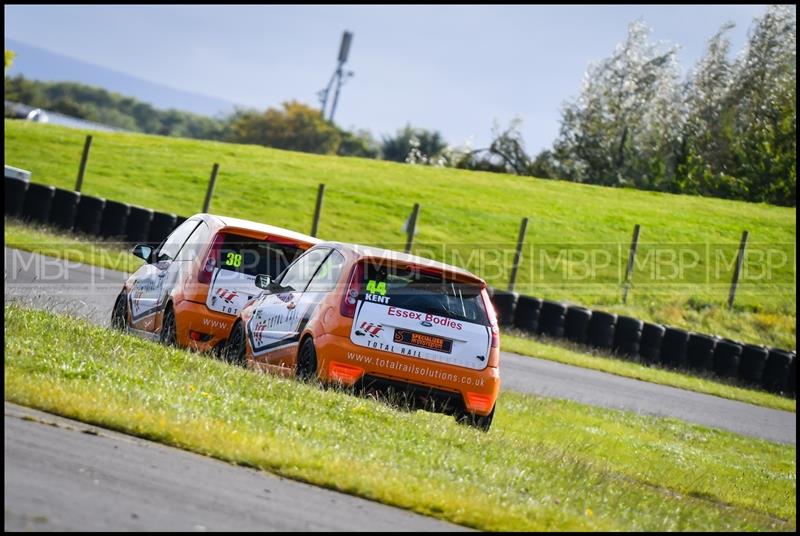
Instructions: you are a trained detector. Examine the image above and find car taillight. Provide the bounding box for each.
[481,288,500,348]
[340,262,364,318]
[198,233,224,285]
[490,324,500,349]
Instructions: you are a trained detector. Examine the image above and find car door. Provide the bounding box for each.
[128,218,200,332]
[246,248,338,357]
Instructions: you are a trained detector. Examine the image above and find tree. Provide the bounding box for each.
[677,22,741,198]
[726,5,796,205]
[226,101,341,154]
[5,50,15,70]
[380,125,447,163]
[554,20,683,189]
[338,128,380,158]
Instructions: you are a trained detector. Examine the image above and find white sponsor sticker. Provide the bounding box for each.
[349,301,491,370]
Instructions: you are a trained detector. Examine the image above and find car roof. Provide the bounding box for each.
[320,241,486,285]
[201,214,321,246]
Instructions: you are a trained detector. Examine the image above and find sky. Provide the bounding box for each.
[4,5,771,153]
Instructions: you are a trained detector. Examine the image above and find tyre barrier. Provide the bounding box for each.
[789,352,796,397]
[738,344,769,385]
[5,176,28,218]
[712,339,743,379]
[126,206,154,244]
[762,348,793,393]
[539,300,567,338]
[660,327,689,368]
[587,310,616,350]
[490,290,518,328]
[99,200,131,238]
[513,295,543,334]
[21,183,55,224]
[148,212,177,245]
[49,188,81,231]
[73,195,106,236]
[564,305,592,344]
[613,316,644,359]
[639,322,665,365]
[686,333,717,372]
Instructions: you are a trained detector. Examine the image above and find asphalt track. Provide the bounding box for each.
[4,403,465,531]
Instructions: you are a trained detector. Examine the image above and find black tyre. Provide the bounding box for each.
[99,200,131,238]
[149,212,177,244]
[639,322,665,365]
[126,206,154,244]
[738,344,768,384]
[21,183,55,224]
[660,327,689,368]
[588,310,616,350]
[564,305,592,344]
[613,316,643,359]
[223,320,247,367]
[490,290,518,328]
[762,348,793,393]
[296,337,318,381]
[5,176,29,218]
[788,353,796,397]
[539,300,567,338]
[49,188,81,231]
[110,291,128,330]
[686,333,717,372]
[455,405,495,432]
[513,295,543,334]
[712,339,742,379]
[74,195,106,236]
[160,305,177,347]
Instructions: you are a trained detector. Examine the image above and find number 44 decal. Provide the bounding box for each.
[366,279,387,296]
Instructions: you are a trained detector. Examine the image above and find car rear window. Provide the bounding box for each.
[216,233,305,279]
[360,262,488,325]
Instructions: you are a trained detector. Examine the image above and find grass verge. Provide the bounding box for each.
[4,120,795,348]
[502,331,796,413]
[4,217,143,273]
[4,304,796,531]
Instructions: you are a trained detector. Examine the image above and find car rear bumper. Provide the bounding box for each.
[173,299,236,352]
[314,333,500,416]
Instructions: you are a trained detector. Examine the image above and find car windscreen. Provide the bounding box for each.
[361,262,488,325]
[216,233,305,279]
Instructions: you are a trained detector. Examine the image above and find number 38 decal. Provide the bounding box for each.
[225,252,242,268]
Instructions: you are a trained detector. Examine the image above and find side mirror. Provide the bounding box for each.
[255,274,272,290]
[132,244,153,263]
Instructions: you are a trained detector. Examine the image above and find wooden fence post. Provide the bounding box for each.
[311,183,325,237]
[728,230,749,310]
[202,163,219,213]
[622,224,641,304]
[508,217,529,292]
[74,135,93,192]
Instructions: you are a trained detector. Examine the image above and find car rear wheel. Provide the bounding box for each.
[296,337,318,381]
[160,305,177,347]
[223,321,247,367]
[455,405,495,432]
[110,292,128,331]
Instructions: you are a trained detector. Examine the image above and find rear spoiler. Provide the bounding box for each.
[359,256,486,287]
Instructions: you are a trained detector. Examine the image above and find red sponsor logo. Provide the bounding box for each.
[216,287,238,304]
[359,321,384,338]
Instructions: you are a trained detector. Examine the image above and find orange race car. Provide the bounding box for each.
[111,213,320,352]
[223,242,501,430]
